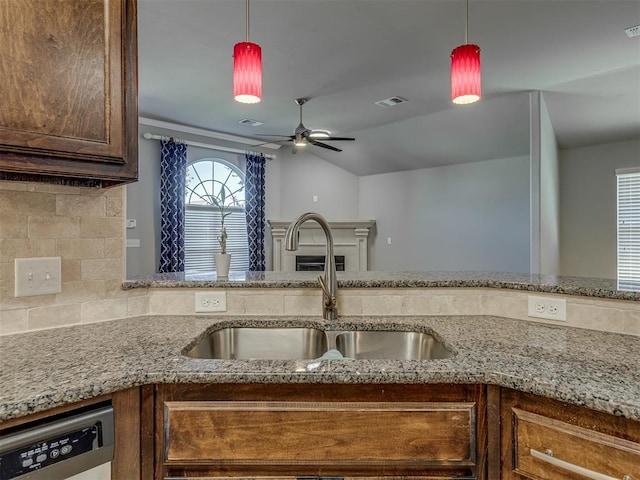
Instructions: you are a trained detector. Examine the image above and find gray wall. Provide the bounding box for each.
[559,138,640,278]
[531,92,560,275]
[127,122,639,279]
[271,149,360,220]
[126,124,250,277]
[359,155,531,272]
[126,129,160,277]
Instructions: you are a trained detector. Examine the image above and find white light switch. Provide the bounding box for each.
[126,219,137,229]
[15,257,62,297]
[126,239,141,248]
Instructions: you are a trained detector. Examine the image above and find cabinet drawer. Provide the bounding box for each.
[513,408,640,479]
[164,401,477,469]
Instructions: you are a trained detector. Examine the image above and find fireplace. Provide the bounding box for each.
[268,220,376,272]
[296,255,346,272]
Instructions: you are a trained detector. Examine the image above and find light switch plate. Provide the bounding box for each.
[15,257,62,297]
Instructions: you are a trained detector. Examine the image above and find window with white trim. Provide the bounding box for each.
[184,159,249,273]
[617,168,640,290]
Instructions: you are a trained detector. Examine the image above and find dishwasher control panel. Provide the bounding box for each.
[1,424,99,478]
[0,404,114,480]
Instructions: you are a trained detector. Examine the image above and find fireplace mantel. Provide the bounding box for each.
[268,219,376,272]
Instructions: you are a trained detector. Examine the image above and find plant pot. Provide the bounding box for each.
[214,253,231,278]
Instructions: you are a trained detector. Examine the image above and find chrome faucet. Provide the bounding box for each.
[285,212,338,320]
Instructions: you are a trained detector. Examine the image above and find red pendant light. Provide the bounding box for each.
[451,0,481,105]
[233,0,262,104]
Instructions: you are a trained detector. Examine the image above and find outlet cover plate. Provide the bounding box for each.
[195,291,227,312]
[527,295,567,321]
[15,257,62,297]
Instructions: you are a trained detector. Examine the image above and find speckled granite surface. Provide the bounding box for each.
[1,315,639,422]
[123,271,640,301]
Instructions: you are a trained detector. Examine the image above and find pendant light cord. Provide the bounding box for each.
[465,0,469,44]
[246,0,250,42]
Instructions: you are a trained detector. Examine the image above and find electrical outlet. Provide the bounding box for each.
[195,291,227,312]
[527,295,567,321]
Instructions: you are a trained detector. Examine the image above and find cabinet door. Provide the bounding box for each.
[500,389,640,480]
[164,401,477,468]
[512,408,640,479]
[0,0,138,185]
[154,383,487,480]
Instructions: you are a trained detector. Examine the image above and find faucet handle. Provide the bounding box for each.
[317,275,337,309]
[317,275,330,297]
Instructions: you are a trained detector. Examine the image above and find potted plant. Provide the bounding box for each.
[210,184,232,278]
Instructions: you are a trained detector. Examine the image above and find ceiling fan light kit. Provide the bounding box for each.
[451,0,481,104]
[294,132,307,147]
[233,0,262,103]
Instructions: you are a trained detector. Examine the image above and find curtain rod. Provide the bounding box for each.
[141,132,276,160]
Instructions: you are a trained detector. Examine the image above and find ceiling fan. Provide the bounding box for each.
[256,98,355,154]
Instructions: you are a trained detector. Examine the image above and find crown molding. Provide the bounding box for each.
[138,117,281,150]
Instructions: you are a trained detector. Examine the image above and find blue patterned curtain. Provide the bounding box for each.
[245,153,266,271]
[159,140,188,273]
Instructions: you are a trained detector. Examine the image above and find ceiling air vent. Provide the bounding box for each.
[625,24,640,38]
[374,96,407,108]
[238,118,264,126]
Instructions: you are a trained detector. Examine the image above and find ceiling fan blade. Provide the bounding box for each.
[322,137,355,141]
[309,139,342,152]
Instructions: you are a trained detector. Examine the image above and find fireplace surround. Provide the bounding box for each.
[268,220,376,272]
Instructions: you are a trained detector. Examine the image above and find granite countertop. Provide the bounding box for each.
[1,315,639,422]
[123,271,640,301]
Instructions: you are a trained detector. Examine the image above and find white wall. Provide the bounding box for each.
[559,138,640,278]
[359,155,531,272]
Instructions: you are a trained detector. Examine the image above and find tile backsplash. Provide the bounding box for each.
[145,287,640,336]
[0,181,146,334]
[1,180,638,337]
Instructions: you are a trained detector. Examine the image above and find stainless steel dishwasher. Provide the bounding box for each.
[0,403,114,480]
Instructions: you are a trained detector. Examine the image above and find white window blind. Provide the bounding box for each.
[184,158,249,274]
[617,169,640,290]
[185,206,249,273]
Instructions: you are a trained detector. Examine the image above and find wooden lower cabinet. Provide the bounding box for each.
[500,389,640,480]
[148,384,489,479]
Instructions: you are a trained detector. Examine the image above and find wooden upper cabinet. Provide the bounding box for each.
[0,0,138,187]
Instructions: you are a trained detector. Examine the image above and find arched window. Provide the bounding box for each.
[184,158,249,273]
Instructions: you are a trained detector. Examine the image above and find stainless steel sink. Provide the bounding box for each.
[334,331,454,360]
[185,327,328,360]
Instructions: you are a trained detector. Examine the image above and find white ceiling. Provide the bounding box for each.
[138,0,640,176]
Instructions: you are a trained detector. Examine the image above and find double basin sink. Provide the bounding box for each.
[185,326,454,361]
